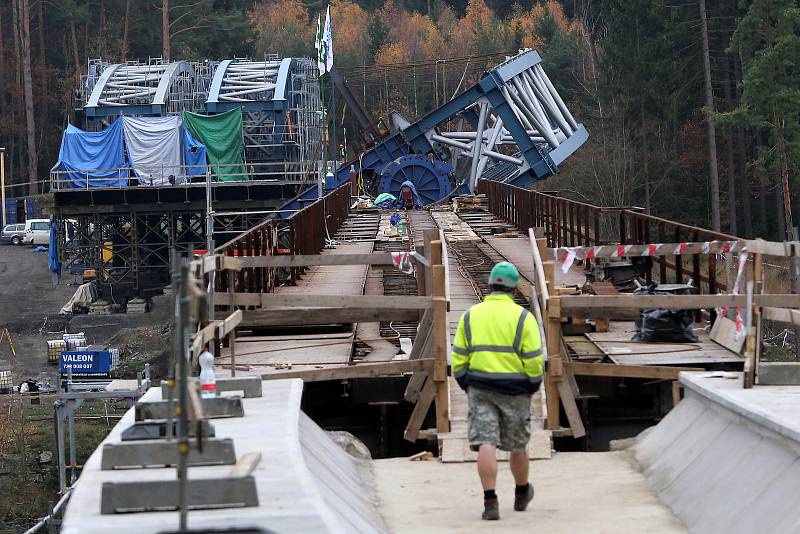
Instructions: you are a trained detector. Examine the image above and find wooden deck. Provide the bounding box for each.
[423,210,552,461]
[585,322,744,366]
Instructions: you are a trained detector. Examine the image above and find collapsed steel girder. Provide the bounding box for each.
[400,49,589,191]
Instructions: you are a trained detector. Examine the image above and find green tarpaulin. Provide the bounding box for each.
[182,108,246,181]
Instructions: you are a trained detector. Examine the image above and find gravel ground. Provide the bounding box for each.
[0,244,75,384]
[0,244,173,386]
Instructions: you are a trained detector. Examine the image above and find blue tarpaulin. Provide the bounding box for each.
[51,120,129,188]
[182,127,208,176]
[48,219,61,288]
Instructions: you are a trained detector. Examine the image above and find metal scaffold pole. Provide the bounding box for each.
[205,168,214,355]
[176,259,191,530]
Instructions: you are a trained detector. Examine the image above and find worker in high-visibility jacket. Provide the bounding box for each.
[451,261,544,521]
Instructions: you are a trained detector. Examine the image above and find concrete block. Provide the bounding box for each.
[101,438,236,469]
[100,476,258,514]
[758,362,800,385]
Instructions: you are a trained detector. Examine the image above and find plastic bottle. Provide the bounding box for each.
[199,349,216,399]
[397,219,405,236]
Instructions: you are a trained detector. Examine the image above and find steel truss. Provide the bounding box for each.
[83,59,210,122]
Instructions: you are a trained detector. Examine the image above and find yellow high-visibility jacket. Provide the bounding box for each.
[451,292,544,395]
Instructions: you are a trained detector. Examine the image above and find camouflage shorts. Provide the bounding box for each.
[467,387,531,452]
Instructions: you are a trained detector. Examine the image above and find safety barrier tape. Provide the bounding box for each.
[553,240,743,274]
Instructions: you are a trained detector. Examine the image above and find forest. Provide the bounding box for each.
[0,0,797,238]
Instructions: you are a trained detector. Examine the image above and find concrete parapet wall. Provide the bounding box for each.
[633,373,800,533]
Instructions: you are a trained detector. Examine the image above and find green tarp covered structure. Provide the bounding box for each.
[182,108,246,181]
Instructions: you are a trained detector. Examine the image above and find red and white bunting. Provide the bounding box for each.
[554,240,742,273]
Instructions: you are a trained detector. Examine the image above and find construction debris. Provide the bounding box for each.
[126,297,151,314]
[452,194,488,213]
[89,299,113,316]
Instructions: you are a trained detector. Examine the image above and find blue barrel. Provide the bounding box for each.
[325,172,336,190]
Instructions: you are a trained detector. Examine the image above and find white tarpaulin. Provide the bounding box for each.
[122,116,186,185]
[60,282,99,314]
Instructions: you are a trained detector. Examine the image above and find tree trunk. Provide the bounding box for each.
[698,0,721,231]
[776,117,793,240]
[12,0,21,87]
[162,0,170,61]
[120,0,131,61]
[776,178,786,241]
[70,19,80,83]
[37,0,44,65]
[0,5,5,116]
[734,51,752,238]
[738,129,753,237]
[20,0,37,195]
[99,0,106,58]
[722,56,737,235]
[758,179,768,237]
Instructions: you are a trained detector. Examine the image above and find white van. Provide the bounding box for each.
[23,219,50,245]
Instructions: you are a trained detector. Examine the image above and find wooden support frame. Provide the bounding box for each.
[236,252,429,269]
[260,359,434,382]
[564,362,697,380]
[215,292,432,310]
[240,307,424,327]
[403,239,449,442]
[558,294,800,313]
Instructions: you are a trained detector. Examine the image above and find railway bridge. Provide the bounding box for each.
[56,179,800,533]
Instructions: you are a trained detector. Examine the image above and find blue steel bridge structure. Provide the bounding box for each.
[53,49,588,297]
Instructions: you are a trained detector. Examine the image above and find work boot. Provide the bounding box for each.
[514,482,534,511]
[482,498,500,520]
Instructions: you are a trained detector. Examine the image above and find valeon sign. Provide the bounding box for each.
[59,350,111,376]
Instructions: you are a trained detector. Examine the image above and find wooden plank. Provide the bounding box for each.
[218,310,242,338]
[744,239,800,257]
[710,316,745,354]
[192,255,242,275]
[215,292,432,310]
[545,298,562,430]
[262,294,431,310]
[240,308,423,327]
[236,253,427,268]
[560,294,800,312]
[556,380,585,438]
[564,362,698,380]
[404,329,433,403]
[403,378,436,442]
[260,358,434,382]
[762,307,800,325]
[432,263,450,434]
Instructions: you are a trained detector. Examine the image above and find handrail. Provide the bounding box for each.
[479,180,746,293]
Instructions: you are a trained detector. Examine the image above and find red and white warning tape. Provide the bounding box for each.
[554,240,742,274]
[719,250,750,340]
[391,251,419,275]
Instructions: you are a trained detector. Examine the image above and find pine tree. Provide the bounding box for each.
[721,0,800,239]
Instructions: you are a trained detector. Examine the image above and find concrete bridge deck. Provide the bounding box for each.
[61,379,388,534]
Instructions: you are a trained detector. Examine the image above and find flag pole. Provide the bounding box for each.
[331,67,337,175]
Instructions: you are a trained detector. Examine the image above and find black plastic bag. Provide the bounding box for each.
[631,283,699,343]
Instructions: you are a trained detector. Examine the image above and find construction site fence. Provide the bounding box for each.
[214,184,350,294]
[479,181,740,293]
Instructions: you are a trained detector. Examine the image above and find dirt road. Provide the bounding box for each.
[0,245,74,384]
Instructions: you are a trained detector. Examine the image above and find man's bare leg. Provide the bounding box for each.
[509,451,529,485]
[477,444,498,490]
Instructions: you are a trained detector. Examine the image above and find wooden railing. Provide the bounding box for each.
[212,237,451,441]
[479,180,740,293]
[213,184,351,293]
